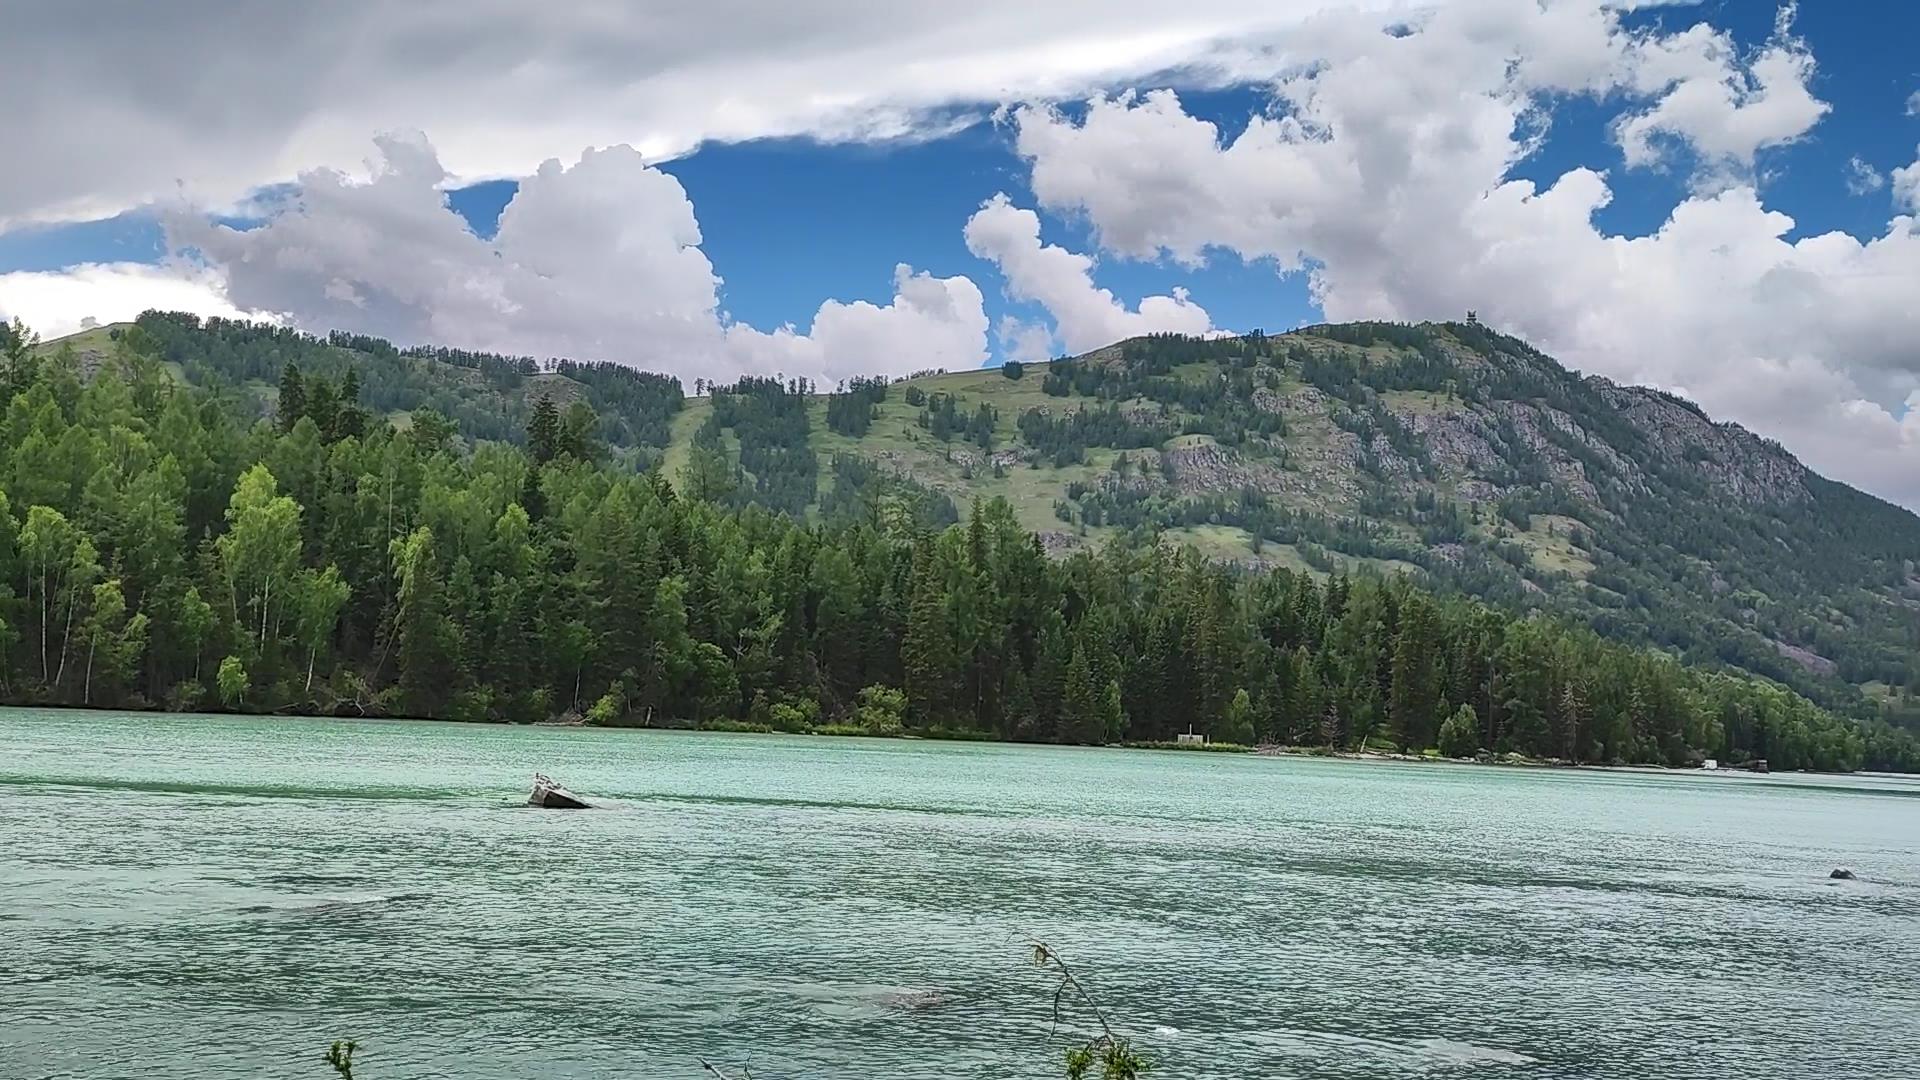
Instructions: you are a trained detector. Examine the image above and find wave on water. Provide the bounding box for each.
[238,892,434,917]
[1407,1037,1538,1067]
[0,774,470,802]
[638,790,1020,820]
[1235,1026,1538,1070]
[785,982,959,1020]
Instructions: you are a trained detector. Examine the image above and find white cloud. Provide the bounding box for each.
[726,265,989,384]
[1012,0,1920,508]
[1907,90,1920,117]
[1612,4,1828,175]
[151,134,986,388]
[0,261,243,340]
[1845,156,1885,196]
[0,0,1396,229]
[997,317,1060,365]
[1893,147,1920,215]
[963,194,1213,355]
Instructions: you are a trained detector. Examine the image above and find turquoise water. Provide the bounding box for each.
[2,708,1917,1079]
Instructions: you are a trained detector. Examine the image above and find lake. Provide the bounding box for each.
[2,709,1917,1079]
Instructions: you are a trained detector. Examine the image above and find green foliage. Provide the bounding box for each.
[1438,703,1481,758]
[851,684,907,735]
[1002,360,1026,381]
[586,680,629,726]
[323,1040,357,1080]
[216,655,247,707]
[1218,688,1256,746]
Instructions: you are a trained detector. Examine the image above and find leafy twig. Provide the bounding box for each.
[324,1040,358,1080]
[1028,939,1149,1080]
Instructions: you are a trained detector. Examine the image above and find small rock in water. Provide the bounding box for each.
[877,989,947,1011]
[1829,868,1856,880]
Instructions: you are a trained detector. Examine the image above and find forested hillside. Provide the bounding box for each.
[3,316,1917,771]
[23,313,1920,732]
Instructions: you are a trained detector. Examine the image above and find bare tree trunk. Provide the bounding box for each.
[84,637,97,705]
[37,569,49,685]
[306,646,317,693]
[258,575,272,649]
[54,585,80,690]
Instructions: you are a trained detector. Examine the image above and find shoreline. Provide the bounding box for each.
[0,701,1869,777]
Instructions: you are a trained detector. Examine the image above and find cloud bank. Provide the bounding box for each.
[0,0,1384,229]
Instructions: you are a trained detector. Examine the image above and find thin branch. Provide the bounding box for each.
[698,1056,753,1080]
[1028,938,1116,1044]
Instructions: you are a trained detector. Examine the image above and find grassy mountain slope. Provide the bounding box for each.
[35,312,1920,719]
[662,325,1920,713]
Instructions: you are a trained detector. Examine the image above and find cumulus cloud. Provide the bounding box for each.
[963,194,1212,356]
[1908,90,1920,117]
[1845,156,1886,196]
[1612,5,1828,176]
[726,265,989,384]
[1893,148,1920,215]
[0,0,1391,228]
[1012,0,1920,507]
[161,134,985,387]
[0,261,243,340]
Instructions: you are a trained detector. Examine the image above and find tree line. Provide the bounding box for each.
[2,320,1914,772]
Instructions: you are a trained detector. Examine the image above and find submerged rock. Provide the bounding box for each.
[876,989,948,1011]
[1829,868,1857,880]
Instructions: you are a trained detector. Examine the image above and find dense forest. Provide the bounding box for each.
[3,317,1915,772]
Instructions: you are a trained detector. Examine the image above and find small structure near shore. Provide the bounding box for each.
[528,773,591,810]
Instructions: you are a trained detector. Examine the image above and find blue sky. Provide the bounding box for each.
[4,0,1920,505]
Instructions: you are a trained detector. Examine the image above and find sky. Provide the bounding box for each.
[3,1,1920,507]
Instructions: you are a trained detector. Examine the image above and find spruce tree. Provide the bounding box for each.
[527,397,560,464]
[1060,642,1099,745]
[276,363,306,433]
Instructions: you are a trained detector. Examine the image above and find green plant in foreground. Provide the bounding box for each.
[323,1040,357,1080]
[1031,940,1150,1079]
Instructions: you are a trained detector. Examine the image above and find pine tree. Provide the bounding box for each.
[1389,594,1441,752]
[276,363,306,434]
[527,397,560,464]
[1003,664,1039,741]
[902,545,961,727]
[1060,642,1101,745]
[1135,614,1176,740]
[335,369,367,440]
[1031,612,1069,727]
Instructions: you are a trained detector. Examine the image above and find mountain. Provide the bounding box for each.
[33,311,1920,724]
